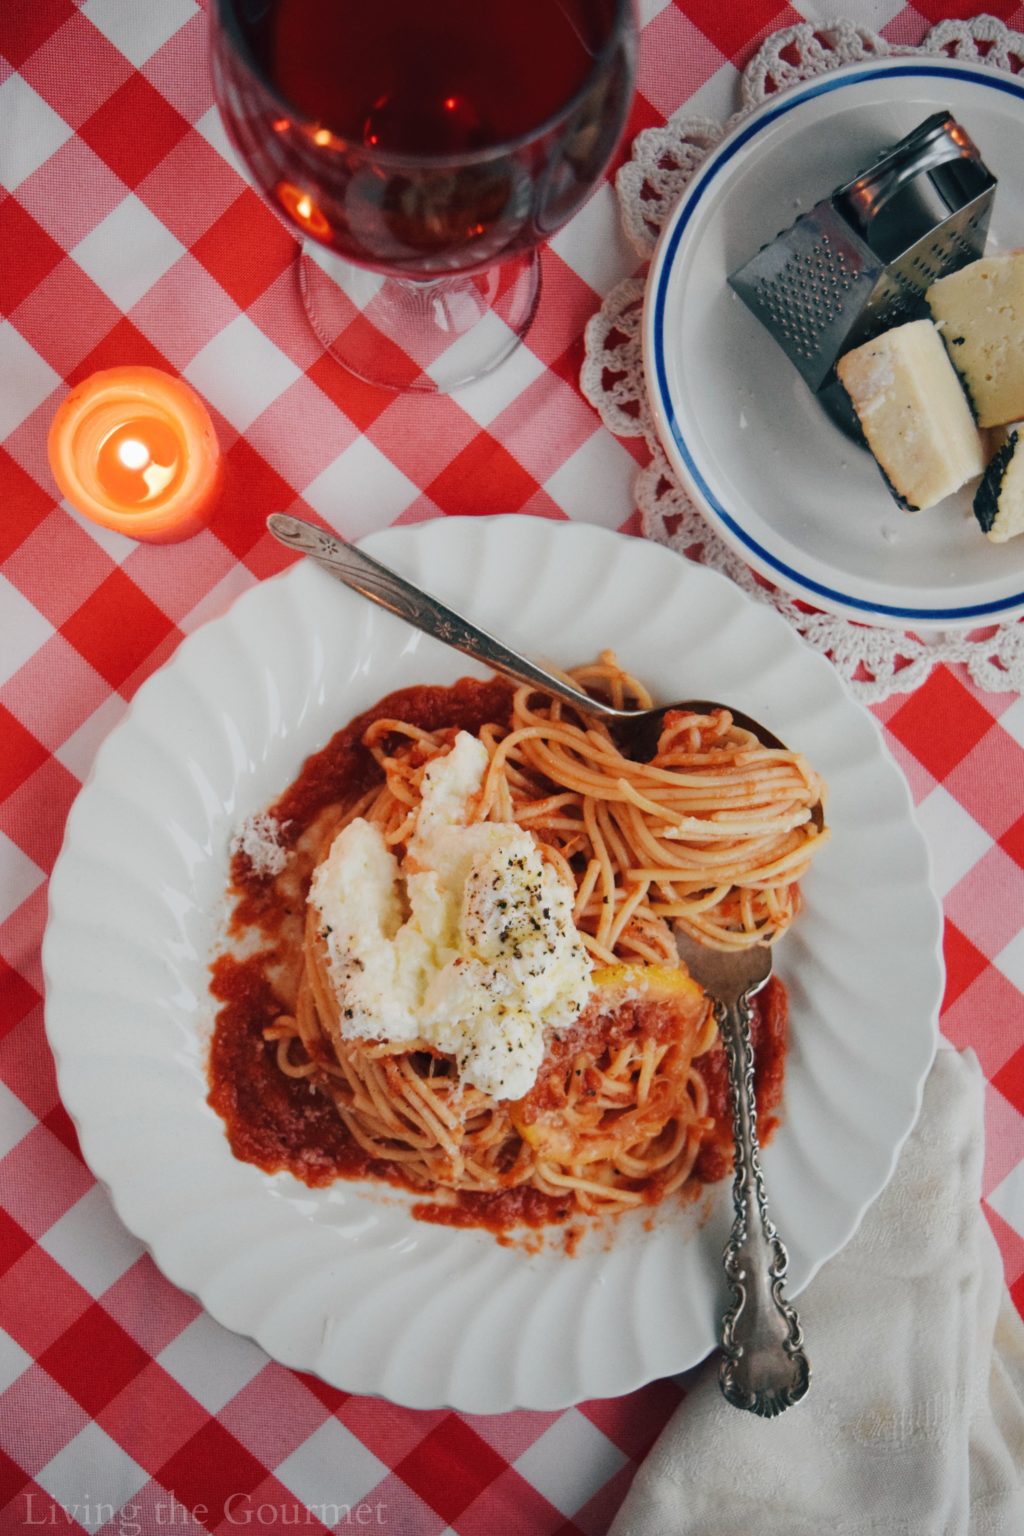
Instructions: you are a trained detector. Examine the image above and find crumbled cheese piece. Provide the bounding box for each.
[309,732,593,1101]
[836,319,985,510]
[927,253,1024,428]
[230,812,289,878]
[974,425,1024,543]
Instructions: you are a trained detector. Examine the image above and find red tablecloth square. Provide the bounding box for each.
[37,1303,152,1420]
[395,1415,510,1524]
[79,71,192,190]
[0,1208,34,1283]
[0,707,48,804]
[943,918,992,1011]
[1000,810,1024,869]
[948,844,1024,957]
[156,1420,269,1533]
[59,569,181,693]
[0,200,65,317]
[332,311,431,392]
[36,1103,83,1167]
[215,437,310,560]
[679,0,804,63]
[218,1370,341,1468]
[911,0,1023,25]
[0,1446,30,1515]
[67,316,174,389]
[886,667,1000,782]
[0,1123,91,1241]
[192,189,299,313]
[425,432,544,519]
[0,0,77,73]
[0,633,115,756]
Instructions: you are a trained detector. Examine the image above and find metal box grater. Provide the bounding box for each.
[728,113,996,427]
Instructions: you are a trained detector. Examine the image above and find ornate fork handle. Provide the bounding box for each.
[717,989,810,1417]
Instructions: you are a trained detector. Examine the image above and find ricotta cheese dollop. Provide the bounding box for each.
[308,731,593,1100]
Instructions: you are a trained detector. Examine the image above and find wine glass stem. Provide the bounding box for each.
[298,242,541,393]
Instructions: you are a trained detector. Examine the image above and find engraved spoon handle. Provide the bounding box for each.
[718,991,810,1417]
[267,513,625,721]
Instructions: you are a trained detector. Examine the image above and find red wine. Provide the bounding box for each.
[213,0,633,278]
[253,0,608,156]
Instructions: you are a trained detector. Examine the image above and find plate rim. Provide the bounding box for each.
[40,515,943,1410]
[643,54,1024,629]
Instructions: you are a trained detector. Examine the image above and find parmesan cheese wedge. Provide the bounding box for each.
[836,320,985,511]
[927,253,1024,429]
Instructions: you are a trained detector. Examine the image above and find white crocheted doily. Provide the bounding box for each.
[581,16,1024,702]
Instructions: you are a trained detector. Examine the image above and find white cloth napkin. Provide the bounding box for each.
[610,1048,1024,1536]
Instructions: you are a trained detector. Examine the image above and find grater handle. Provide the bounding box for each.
[843,115,979,225]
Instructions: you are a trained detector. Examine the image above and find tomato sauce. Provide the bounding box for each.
[693,976,787,1184]
[207,677,789,1233]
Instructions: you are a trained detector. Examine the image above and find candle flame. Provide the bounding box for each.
[118,438,151,471]
[94,415,183,507]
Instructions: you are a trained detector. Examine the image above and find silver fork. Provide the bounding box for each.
[674,932,810,1417]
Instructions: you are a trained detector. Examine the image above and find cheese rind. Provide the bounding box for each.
[974,427,1024,543]
[927,253,1024,428]
[836,320,985,511]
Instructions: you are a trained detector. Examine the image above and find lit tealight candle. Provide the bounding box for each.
[47,367,221,543]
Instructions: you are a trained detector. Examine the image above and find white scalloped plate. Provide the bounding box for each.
[42,517,941,1410]
[644,56,1024,628]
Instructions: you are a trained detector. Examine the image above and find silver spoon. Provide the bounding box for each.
[267,511,818,1412]
[266,515,816,765]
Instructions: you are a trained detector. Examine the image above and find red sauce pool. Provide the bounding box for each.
[207,678,788,1232]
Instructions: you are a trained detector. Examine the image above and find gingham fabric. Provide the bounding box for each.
[1,2,1023,1533]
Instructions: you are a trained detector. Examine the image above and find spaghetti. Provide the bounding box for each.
[209,654,827,1228]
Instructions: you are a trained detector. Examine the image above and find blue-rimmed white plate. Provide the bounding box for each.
[644,56,1024,629]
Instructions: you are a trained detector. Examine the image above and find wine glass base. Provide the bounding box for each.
[299,243,541,393]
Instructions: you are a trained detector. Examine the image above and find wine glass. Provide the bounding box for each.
[211,0,637,392]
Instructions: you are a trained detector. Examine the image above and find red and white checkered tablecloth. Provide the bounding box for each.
[2,2,1023,1532]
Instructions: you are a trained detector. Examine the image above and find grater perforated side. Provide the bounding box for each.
[731,202,883,393]
[728,112,997,422]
